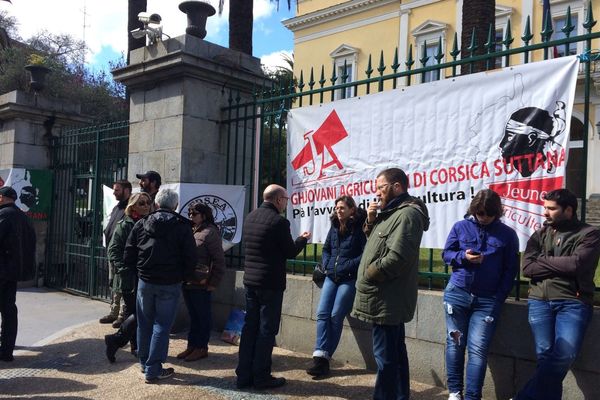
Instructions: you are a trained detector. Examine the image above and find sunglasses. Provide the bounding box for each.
[475,210,491,217]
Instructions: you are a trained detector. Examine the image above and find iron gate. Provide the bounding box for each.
[221,8,600,299]
[45,121,129,298]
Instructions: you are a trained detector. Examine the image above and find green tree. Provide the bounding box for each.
[0,29,127,121]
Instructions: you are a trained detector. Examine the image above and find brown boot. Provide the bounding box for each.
[176,348,194,359]
[184,348,208,362]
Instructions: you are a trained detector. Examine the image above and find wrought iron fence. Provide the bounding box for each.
[45,121,129,298]
[221,6,600,300]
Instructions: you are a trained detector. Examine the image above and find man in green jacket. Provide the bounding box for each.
[352,168,429,400]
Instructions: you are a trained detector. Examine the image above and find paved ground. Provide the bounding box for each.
[0,288,450,399]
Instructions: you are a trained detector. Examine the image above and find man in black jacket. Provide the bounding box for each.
[0,186,36,362]
[124,188,196,384]
[235,184,310,390]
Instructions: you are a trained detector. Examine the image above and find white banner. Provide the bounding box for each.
[103,183,246,249]
[287,56,580,250]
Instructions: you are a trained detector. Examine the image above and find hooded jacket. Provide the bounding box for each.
[352,193,430,325]
[124,209,197,285]
[321,207,367,282]
[442,216,519,303]
[523,218,600,305]
[0,203,36,282]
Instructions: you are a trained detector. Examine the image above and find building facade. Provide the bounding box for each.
[284,0,600,200]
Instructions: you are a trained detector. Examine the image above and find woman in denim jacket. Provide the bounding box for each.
[442,189,519,400]
[306,195,366,377]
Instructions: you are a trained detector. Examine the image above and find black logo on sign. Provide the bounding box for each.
[182,195,237,242]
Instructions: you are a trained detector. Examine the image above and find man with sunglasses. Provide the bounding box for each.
[352,168,430,400]
[514,189,600,400]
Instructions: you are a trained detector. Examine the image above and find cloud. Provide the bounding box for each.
[2,0,289,69]
[260,49,293,73]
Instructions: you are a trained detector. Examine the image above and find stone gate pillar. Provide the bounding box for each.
[0,90,92,286]
[112,35,265,185]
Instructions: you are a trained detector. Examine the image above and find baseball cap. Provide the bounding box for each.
[135,170,162,185]
[0,186,18,200]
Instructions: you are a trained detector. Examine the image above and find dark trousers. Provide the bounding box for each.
[235,287,284,386]
[183,288,212,349]
[115,291,137,348]
[372,323,410,400]
[0,279,18,358]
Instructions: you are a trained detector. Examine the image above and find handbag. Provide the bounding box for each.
[312,263,326,287]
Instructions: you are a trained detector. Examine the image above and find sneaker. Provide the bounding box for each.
[253,376,286,390]
[112,316,125,329]
[99,314,117,324]
[145,367,174,384]
[184,348,208,362]
[448,392,463,400]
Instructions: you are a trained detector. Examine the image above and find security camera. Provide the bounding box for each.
[130,28,146,40]
[138,12,161,25]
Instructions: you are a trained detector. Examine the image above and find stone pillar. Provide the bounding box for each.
[112,35,265,185]
[0,90,92,286]
[0,90,91,169]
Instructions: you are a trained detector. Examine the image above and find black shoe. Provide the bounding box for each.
[236,379,252,389]
[254,376,286,390]
[99,314,117,324]
[0,354,14,362]
[112,317,125,329]
[104,334,126,363]
[306,356,330,377]
[145,367,174,384]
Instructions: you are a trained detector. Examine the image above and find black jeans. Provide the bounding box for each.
[235,287,284,385]
[0,279,17,358]
[115,291,137,347]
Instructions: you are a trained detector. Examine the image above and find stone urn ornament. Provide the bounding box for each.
[179,1,216,39]
[25,54,51,92]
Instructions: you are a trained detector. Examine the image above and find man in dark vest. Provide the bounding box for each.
[0,186,36,362]
[235,184,310,390]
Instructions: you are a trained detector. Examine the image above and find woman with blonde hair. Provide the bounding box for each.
[104,192,153,362]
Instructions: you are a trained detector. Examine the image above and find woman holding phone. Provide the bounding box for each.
[441,189,519,400]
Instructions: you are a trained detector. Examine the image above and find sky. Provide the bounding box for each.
[1,0,296,73]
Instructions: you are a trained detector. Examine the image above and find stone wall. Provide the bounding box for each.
[212,269,600,400]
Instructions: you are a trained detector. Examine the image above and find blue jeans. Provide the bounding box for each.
[443,283,499,400]
[313,277,356,359]
[182,288,212,349]
[136,280,181,379]
[372,323,410,400]
[235,287,284,386]
[515,299,593,400]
